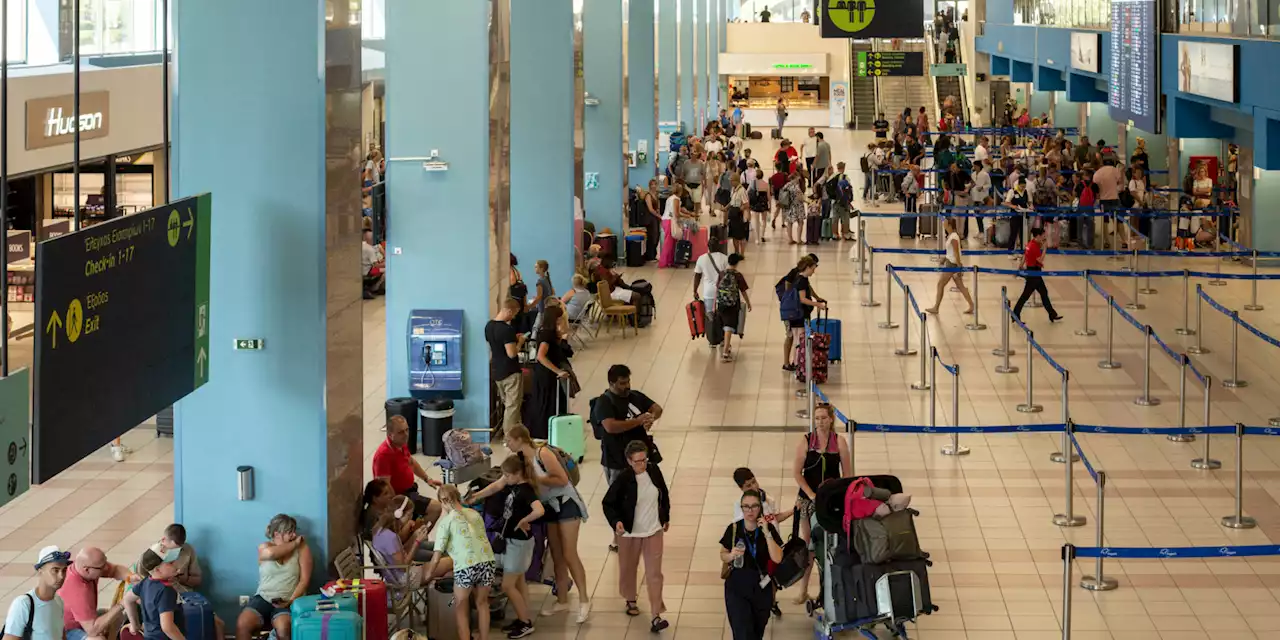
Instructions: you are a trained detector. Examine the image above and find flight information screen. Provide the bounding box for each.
[1109,0,1160,133]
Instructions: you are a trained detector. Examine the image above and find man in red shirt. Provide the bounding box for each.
[1012,226,1063,323]
[59,547,130,640]
[372,415,443,524]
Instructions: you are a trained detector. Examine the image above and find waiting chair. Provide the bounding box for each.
[595,281,637,337]
[336,541,430,633]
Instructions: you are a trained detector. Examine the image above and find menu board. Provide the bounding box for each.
[1108,0,1160,133]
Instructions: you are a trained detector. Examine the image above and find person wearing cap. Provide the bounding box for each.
[133,525,203,594]
[122,548,190,640]
[59,548,130,640]
[2,546,69,640]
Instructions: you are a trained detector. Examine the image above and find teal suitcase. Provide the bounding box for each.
[291,594,358,619]
[548,381,586,462]
[292,610,362,640]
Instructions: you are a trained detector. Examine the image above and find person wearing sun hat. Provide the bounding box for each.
[2,545,70,640]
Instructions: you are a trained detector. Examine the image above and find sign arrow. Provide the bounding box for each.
[184,208,194,239]
[196,347,207,378]
[46,311,62,349]
[18,438,26,455]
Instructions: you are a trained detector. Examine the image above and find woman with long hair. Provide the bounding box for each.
[504,425,592,624]
[466,456,546,638]
[727,171,750,255]
[524,305,570,440]
[658,184,686,268]
[423,485,498,640]
[789,405,851,604]
[369,495,433,585]
[721,490,783,640]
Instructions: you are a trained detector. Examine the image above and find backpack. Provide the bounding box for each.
[859,154,870,173]
[1,594,34,640]
[824,174,844,201]
[537,444,581,486]
[588,395,605,440]
[443,429,486,467]
[776,277,802,322]
[778,186,794,208]
[955,153,973,173]
[715,269,740,309]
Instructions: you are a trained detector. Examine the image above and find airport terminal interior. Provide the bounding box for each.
[6,0,1280,639]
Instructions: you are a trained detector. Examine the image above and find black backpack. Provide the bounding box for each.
[859,154,871,173]
[825,174,845,201]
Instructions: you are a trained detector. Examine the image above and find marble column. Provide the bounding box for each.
[172,0,363,612]
[696,0,708,131]
[583,0,626,235]
[512,0,575,293]
[384,0,510,425]
[629,0,657,188]
[680,0,694,130]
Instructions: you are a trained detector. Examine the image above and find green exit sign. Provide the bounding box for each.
[234,338,265,350]
[773,63,813,69]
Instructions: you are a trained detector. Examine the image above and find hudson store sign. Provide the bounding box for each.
[25,91,110,150]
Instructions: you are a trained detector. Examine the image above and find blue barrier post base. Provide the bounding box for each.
[1222,515,1257,529]
[1053,513,1085,527]
[895,347,917,356]
[992,347,1015,356]
[1222,379,1248,389]
[995,364,1018,374]
[1244,303,1264,312]
[1125,300,1146,311]
[1017,402,1043,413]
[878,320,899,329]
[1080,576,1118,591]
[1175,327,1196,336]
[1191,457,1221,470]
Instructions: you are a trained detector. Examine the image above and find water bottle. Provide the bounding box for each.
[733,540,746,568]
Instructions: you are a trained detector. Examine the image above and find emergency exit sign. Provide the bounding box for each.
[234,338,265,350]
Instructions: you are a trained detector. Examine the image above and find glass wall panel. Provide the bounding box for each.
[1013,0,1110,29]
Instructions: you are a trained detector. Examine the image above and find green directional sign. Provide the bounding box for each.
[0,368,30,508]
[930,63,969,77]
[34,194,212,483]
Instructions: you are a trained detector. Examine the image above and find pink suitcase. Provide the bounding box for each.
[689,226,709,264]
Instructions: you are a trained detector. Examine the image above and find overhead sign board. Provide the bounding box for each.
[34,194,211,482]
[1108,0,1160,133]
[855,51,924,77]
[25,91,110,150]
[930,63,968,77]
[822,0,924,39]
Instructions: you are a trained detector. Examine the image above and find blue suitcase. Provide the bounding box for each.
[293,610,362,640]
[898,216,917,238]
[808,310,843,362]
[176,592,216,640]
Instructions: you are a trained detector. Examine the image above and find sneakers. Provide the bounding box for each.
[540,600,570,617]
[110,445,129,462]
[576,600,592,624]
[506,621,534,639]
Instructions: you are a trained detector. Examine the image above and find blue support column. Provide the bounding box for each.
[584,0,625,234]
[629,0,657,189]
[697,0,708,130]
[512,0,575,293]
[659,0,678,130]
[680,0,694,130]
[384,1,497,426]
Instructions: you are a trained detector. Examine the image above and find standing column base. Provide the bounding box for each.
[1050,452,1080,463]
[1167,434,1196,443]
[1125,301,1147,310]
[965,321,987,331]
[1244,304,1265,311]
[1222,515,1257,529]
[1175,327,1196,336]
[1098,360,1121,370]
[879,321,900,329]
[910,382,931,391]
[1222,379,1249,389]
[895,348,917,356]
[1080,576,1118,591]
[1188,345,1211,355]
[1075,328,1097,337]
[1134,396,1161,407]
[1017,402,1043,413]
[1191,457,1221,470]
[861,300,881,308]
[1054,513,1086,527]
[941,444,970,456]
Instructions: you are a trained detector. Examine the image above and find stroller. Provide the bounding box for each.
[806,475,939,640]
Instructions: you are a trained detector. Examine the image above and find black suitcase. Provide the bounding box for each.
[898,216,918,238]
[625,237,644,267]
[827,559,883,625]
[771,128,782,140]
[674,239,693,266]
[805,216,822,244]
[749,130,763,140]
[883,557,937,616]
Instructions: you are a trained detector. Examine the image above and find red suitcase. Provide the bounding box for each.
[324,579,387,640]
[686,299,706,338]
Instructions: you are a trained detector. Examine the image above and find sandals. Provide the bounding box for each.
[650,616,670,633]
[626,602,641,617]
[924,308,938,315]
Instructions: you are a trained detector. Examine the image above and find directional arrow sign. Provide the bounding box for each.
[0,369,31,508]
[197,347,208,379]
[45,311,61,349]
[184,208,194,240]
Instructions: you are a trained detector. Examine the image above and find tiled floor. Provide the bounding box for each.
[4,128,1280,639]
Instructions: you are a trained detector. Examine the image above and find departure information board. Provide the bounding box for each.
[1109,0,1160,133]
[33,194,211,482]
[855,51,924,78]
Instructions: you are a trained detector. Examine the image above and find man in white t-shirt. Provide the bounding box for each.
[4,546,70,640]
[974,136,989,165]
[692,236,729,330]
[704,137,724,155]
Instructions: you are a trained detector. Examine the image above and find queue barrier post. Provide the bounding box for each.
[861,250,880,307]
[911,315,931,391]
[807,330,816,430]
[933,214,944,263]
[1169,355,1195,443]
[1222,313,1248,388]
[1134,325,1160,407]
[1191,375,1221,470]
[1209,232,1227,286]
[1061,545,1076,640]
[941,362,969,456]
[1138,252,1157,294]
[1052,421,1085,527]
[1221,422,1258,529]
[1175,270,1195,335]
[1188,285,1210,355]
[964,266,986,331]
[1125,268,1145,310]
[1079,470,1118,591]
[796,326,812,421]
[879,266,899,329]
[1017,330,1043,413]
[1244,250,1264,311]
[1050,370,1078,463]
[1098,296,1121,369]
[895,285,917,357]
[1075,270,1096,337]
[992,286,1017,359]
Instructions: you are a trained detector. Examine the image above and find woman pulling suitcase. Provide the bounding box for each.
[790,405,851,604]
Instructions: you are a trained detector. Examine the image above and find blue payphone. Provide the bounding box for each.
[407,310,464,399]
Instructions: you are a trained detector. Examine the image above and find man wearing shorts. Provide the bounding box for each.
[372,416,444,523]
[828,162,855,241]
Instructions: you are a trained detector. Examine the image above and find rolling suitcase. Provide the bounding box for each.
[292,610,362,640]
[177,592,217,640]
[548,380,586,463]
[917,205,939,237]
[322,579,388,640]
[1151,217,1172,250]
[707,305,724,347]
[625,235,645,266]
[291,594,358,619]
[898,216,918,238]
[805,215,822,244]
[742,122,752,138]
[686,299,707,338]
[427,581,457,640]
[771,127,782,140]
[883,557,938,615]
[876,571,922,621]
[808,308,842,362]
[821,216,835,240]
[825,551,883,625]
[794,331,830,384]
[674,239,693,267]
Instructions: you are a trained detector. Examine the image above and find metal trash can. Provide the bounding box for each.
[419,399,454,457]
[384,397,420,454]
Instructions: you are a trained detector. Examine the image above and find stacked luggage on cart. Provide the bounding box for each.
[807,475,939,640]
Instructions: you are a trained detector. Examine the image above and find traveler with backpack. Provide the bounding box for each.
[502,425,592,624]
[827,161,856,241]
[778,256,825,372]
[714,254,752,362]
[3,547,69,640]
[790,404,850,604]
[859,143,876,201]
[602,440,672,633]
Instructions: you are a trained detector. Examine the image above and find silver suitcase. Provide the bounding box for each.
[875,570,922,621]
